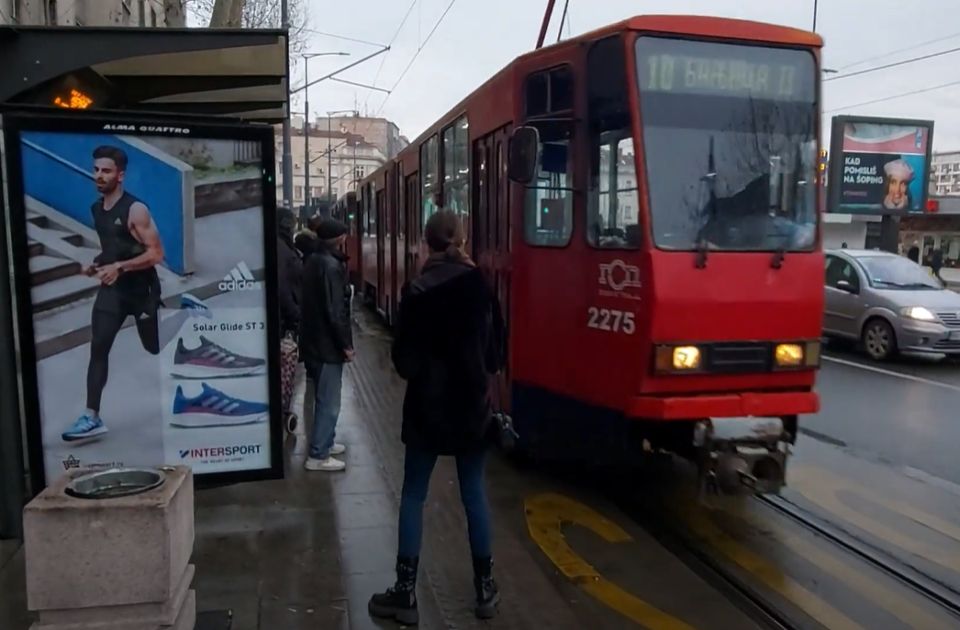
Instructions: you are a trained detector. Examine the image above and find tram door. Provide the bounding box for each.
[376,187,386,316]
[389,161,402,323]
[474,125,513,411]
[404,172,420,284]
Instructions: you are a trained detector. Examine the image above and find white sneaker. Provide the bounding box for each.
[304,456,346,472]
[329,443,346,456]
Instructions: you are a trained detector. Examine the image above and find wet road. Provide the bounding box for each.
[805,346,960,487]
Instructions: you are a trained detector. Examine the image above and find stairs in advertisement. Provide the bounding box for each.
[24,206,100,313]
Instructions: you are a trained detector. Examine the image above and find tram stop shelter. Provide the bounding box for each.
[0,25,289,540]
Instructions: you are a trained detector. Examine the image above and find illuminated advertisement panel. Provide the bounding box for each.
[0,109,284,489]
[828,115,934,214]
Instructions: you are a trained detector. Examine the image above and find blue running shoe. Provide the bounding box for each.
[171,383,268,428]
[181,293,212,319]
[62,413,108,442]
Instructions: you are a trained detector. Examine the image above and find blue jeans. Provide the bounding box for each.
[308,362,343,459]
[398,446,492,559]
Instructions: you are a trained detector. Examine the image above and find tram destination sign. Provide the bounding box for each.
[827,115,934,215]
[637,38,816,101]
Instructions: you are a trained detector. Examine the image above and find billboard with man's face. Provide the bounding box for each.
[828,116,934,214]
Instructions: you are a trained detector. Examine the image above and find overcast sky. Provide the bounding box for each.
[298,0,960,151]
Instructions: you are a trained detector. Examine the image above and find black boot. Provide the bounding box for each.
[369,556,419,625]
[472,556,500,619]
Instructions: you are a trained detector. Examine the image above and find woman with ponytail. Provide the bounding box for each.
[369,209,505,624]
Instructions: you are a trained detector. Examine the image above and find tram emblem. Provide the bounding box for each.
[598,260,642,296]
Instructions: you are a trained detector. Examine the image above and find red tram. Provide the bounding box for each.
[345,15,824,494]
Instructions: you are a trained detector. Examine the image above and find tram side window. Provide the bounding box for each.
[523,66,575,248]
[587,36,640,249]
[421,135,440,225]
[442,115,470,233]
[366,182,378,236]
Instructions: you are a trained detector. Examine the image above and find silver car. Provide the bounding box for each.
[824,249,960,360]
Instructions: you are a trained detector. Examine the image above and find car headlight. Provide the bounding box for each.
[901,306,937,322]
[655,345,702,372]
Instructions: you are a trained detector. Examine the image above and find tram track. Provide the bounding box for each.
[756,494,960,622]
[613,495,801,630]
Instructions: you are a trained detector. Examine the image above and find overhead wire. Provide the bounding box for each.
[364,0,419,114]
[825,79,960,113]
[825,44,960,82]
[376,0,459,117]
[302,28,387,49]
[836,30,960,71]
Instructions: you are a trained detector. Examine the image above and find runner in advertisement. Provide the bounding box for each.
[835,121,931,213]
[13,124,276,483]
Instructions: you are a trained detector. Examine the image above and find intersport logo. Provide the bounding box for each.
[180,444,263,459]
[220,261,262,292]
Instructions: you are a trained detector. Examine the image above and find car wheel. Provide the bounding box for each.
[863,318,897,361]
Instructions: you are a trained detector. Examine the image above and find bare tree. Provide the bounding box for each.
[186,0,307,54]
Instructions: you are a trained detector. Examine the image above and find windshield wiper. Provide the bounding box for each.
[875,280,938,289]
[771,247,786,269]
[694,136,717,269]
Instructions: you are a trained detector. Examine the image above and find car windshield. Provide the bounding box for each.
[857,255,942,290]
[635,37,818,252]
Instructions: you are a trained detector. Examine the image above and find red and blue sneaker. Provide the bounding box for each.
[170,383,268,428]
[171,336,265,379]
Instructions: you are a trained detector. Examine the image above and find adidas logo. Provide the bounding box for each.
[114,218,122,226]
[219,261,262,292]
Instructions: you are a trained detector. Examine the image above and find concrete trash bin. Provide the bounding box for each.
[23,465,196,630]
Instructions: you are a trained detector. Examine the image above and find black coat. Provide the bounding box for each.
[392,261,505,455]
[300,243,353,364]
[277,236,302,336]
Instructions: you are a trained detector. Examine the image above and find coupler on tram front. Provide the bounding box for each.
[621,342,821,497]
[498,340,821,498]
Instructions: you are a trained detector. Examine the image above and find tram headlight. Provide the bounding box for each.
[774,343,804,367]
[655,345,702,372]
[774,341,821,369]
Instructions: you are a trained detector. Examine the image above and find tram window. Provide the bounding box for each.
[551,67,574,112]
[525,66,574,117]
[587,36,640,249]
[442,115,470,232]
[526,73,549,117]
[523,124,574,247]
[420,135,440,225]
[366,182,377,236]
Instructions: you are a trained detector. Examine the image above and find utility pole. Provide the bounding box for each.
[812,0,819,31]
[302,52,349,216]
[280,0,293,208]
[326,109,359,205]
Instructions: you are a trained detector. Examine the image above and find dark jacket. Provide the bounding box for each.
[294,232,318,259]
[300,242,353,364]
[392,260,505,455]
[931,249,944,271]
[277,235,302,336]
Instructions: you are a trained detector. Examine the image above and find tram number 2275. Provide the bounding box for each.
[587,307,636,335]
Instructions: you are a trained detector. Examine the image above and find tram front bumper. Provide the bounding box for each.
[627,390,819,420]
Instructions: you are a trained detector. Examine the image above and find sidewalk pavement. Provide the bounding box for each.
[1,312,600,630]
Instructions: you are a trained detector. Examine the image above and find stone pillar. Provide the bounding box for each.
[23,466,195,629]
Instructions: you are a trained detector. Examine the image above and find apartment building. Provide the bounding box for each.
[932,151,960,197]
[0,0,181,27]
[278,116,391,207]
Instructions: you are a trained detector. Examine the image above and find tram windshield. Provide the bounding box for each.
[635,37,818,252]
